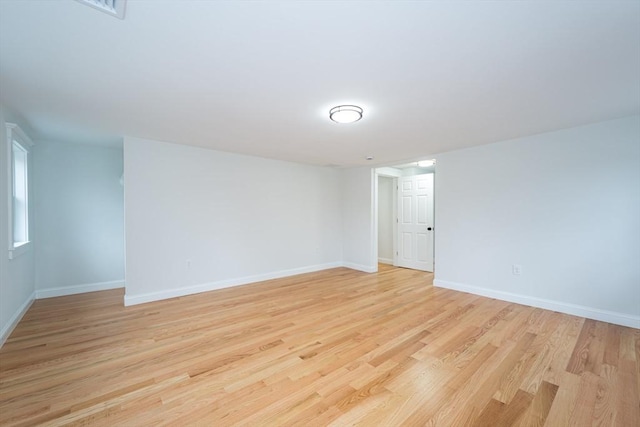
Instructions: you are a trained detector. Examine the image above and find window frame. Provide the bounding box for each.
[6,123,34,260]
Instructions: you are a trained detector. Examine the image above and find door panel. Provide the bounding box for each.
[401,232,412,260]
[417,233,429,262]
[417,195,428,224]
[401,196,412,223]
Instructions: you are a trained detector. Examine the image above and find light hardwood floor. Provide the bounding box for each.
[0,265,638,426]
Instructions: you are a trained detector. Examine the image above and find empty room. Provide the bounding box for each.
[0,1,638,425]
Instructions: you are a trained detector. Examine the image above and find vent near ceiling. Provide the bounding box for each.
[76,0,126,19]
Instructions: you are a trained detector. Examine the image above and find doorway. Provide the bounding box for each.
[376,161,435,273]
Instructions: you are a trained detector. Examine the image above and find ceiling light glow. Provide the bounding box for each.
[330,105,363,124]
[417,159,435,167]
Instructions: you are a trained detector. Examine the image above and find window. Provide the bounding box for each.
[6,123,33,259]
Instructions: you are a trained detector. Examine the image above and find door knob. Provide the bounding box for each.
[427,227,432,231]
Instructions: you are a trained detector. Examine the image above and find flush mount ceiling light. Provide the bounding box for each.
[417,159,435,167]
[75,0,126,19]
[329,105,363,124]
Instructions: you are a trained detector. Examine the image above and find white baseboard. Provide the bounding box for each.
[125,262,344,306]
[434,279,640,329]
[0,291,35,348]
[378,257,394,265]
[36,280,125,299]
[342,262,378,273]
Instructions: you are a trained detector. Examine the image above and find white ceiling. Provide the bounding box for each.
[0,0,638,167]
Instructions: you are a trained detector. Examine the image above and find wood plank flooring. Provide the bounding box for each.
[0,265,638,426]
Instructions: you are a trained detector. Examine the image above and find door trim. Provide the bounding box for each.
[374,166,436,274]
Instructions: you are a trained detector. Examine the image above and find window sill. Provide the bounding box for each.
[9,241,31,260]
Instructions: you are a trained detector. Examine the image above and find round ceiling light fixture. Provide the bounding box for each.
[417,159,435,167]
[329,105,363,124]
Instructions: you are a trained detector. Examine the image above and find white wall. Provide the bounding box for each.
[377,176,394,263]
[342,167,376,272]
[434,115,640,328]
[0,105,36,345]
[34,141,124,297]
[124,136,344,304]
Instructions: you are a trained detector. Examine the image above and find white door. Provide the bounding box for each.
[396,173,434,272]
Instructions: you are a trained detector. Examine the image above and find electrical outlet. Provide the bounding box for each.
[512,264,522,276]
[186,259,192,269]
